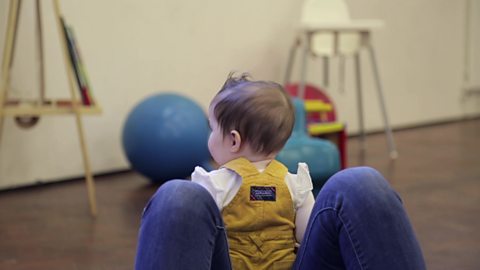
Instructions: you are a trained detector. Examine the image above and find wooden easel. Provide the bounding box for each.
[0,0,101,216]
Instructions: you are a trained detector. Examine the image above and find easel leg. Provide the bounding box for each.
[74,115,98,216]
[0,0,21,144]
[52,0,97,216]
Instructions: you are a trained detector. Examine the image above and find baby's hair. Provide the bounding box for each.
[211,72,295,155]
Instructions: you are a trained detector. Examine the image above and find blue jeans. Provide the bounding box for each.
[135,167,426,270]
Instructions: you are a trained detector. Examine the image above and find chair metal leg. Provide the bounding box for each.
[322,56,329,88]
[354,53,366,153]
[298,39,309,99]
[367,44,398,159]
[284,40,298,86]
[339,55,346,93]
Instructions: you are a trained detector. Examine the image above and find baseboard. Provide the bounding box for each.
[0,168,133,194]
[348,114,480,138]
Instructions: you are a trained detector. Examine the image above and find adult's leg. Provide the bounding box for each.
[135,180,231,270]
[294,167,426,270]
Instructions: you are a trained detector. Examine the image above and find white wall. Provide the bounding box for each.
[0,0,479,189]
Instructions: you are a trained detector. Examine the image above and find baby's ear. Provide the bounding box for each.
[230,130,242,153]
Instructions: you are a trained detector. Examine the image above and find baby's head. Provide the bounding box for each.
[208,73,295,165]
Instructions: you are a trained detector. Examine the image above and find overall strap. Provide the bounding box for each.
[263,160,289,179]
[222,157,260,178]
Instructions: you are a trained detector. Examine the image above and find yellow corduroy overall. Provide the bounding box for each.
[222,158,296,270]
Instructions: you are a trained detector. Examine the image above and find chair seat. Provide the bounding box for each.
[304,100,332,112]
[300,19,384,33]
[308,122,344,135]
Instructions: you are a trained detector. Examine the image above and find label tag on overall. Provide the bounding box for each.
[250,186,276,201]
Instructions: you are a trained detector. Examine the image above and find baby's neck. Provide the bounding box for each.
[240,152,277,170]
[250,159,273,171]
[239,150,276,163]
[231,144,277,169]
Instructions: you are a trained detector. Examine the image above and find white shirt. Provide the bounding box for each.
[191,161,315,243]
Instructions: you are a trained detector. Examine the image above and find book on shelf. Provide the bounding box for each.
[68,26,95,106]
[61,17,94,106]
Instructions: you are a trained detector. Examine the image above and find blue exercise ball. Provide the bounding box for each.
[277,98,341,195]
[122,93,211,183]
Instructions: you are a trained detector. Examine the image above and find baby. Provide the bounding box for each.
[192,72,315,270]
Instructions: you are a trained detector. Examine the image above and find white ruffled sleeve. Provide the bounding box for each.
[191,166,231,210]
[286,163,314,209]
[287,163,315,243]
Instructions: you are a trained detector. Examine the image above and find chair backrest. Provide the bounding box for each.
[301,0,350,24]
[301,0,361,56]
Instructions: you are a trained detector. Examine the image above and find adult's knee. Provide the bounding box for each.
[142,180,219,223]
[319,167,401,209]
[325,167,393,193]
[156,180,212,204]
[136,180,227,270]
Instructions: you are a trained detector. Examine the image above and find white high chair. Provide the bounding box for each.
[284,0,398,159]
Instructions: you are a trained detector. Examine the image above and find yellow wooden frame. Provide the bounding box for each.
[0,0,100,216]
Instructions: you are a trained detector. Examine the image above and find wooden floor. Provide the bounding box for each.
[0,119,479,270]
